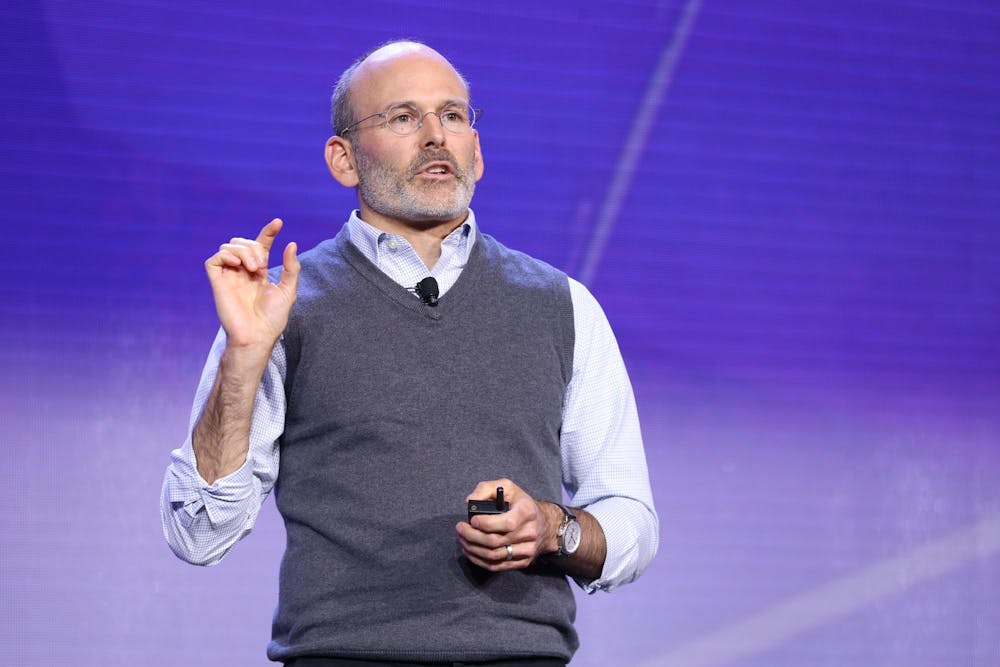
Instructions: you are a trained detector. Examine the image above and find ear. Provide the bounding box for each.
[325,135,359,187]
[472,130,485,181]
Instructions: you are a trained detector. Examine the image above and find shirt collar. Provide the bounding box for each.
[346,209,478,266]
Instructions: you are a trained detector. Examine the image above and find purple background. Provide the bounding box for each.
[3,1,999,665]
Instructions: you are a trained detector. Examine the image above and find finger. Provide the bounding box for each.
[470,511,520,534]
[457,518,538,549]
[474,519,539,545]
[230,237,268,265]
[471,493,540,534]
[255,218,283,253]
[206,249,244,269]
[457,523,536,569]
[278,242,300,293]
[459,536,515,562]
[228,237,268,268]
[460,541,532,571]
[457,524,509,550]
[456,520,496,546]
[219,243,265,272]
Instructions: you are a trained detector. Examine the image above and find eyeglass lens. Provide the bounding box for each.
[384,105,476,136]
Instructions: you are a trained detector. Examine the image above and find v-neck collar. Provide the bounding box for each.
[332,226,488,321]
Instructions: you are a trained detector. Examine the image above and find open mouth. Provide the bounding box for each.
[420,162,454,176]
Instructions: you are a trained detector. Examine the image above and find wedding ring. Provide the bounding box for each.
[505,544,514,561]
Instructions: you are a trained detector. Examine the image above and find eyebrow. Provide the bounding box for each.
[385,98,469,111]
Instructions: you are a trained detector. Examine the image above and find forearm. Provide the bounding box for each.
[193,342,274,484]
[162,331,286,565]
[579,496,658,591]
[539,501,607,582]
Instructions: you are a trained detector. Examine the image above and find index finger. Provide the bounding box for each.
[255,218,284,252]
[468,510,520,535]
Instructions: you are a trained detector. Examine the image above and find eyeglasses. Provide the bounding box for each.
[340,103,481,137]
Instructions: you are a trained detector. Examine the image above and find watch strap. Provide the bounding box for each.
[554,503,577,523]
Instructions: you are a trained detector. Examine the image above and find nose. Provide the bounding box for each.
[417,111,447,146]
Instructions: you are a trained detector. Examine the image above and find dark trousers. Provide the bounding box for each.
[286,658,566,667]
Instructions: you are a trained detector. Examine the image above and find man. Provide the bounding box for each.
[162,40,657,666]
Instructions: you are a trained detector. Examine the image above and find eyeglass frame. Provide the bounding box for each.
[338,101,482,137]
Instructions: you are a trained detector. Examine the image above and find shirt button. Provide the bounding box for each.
[388,240,398,251]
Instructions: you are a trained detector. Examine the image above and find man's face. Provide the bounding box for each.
[345,48,484,230]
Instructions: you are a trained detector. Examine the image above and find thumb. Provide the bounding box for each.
[279,241,300,295]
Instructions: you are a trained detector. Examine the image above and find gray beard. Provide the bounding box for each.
[354,147,476,224]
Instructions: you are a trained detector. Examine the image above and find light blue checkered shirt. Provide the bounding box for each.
[162,209,657,593]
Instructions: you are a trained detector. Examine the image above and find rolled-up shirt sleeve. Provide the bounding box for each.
[562,278,659,593]
[160,327,286,566]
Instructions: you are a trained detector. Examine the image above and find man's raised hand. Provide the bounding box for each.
[205,218,300,350]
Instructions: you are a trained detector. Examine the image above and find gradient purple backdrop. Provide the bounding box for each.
[2,1,999,665]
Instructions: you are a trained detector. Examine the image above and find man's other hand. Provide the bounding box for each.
[456,478,562,572]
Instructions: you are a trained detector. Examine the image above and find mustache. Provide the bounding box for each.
[407,150,463,180]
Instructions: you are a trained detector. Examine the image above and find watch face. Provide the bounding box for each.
[563,520,582,555]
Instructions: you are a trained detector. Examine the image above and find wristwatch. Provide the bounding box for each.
[553,503,582,557]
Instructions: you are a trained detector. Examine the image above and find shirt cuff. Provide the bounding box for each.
[577,498,643,593]
[166,453,258,527]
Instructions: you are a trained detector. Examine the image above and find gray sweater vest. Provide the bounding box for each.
[266,228,577,663]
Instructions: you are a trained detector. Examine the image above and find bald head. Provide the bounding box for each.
[362,41,447,68]
[331,40,470,136]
